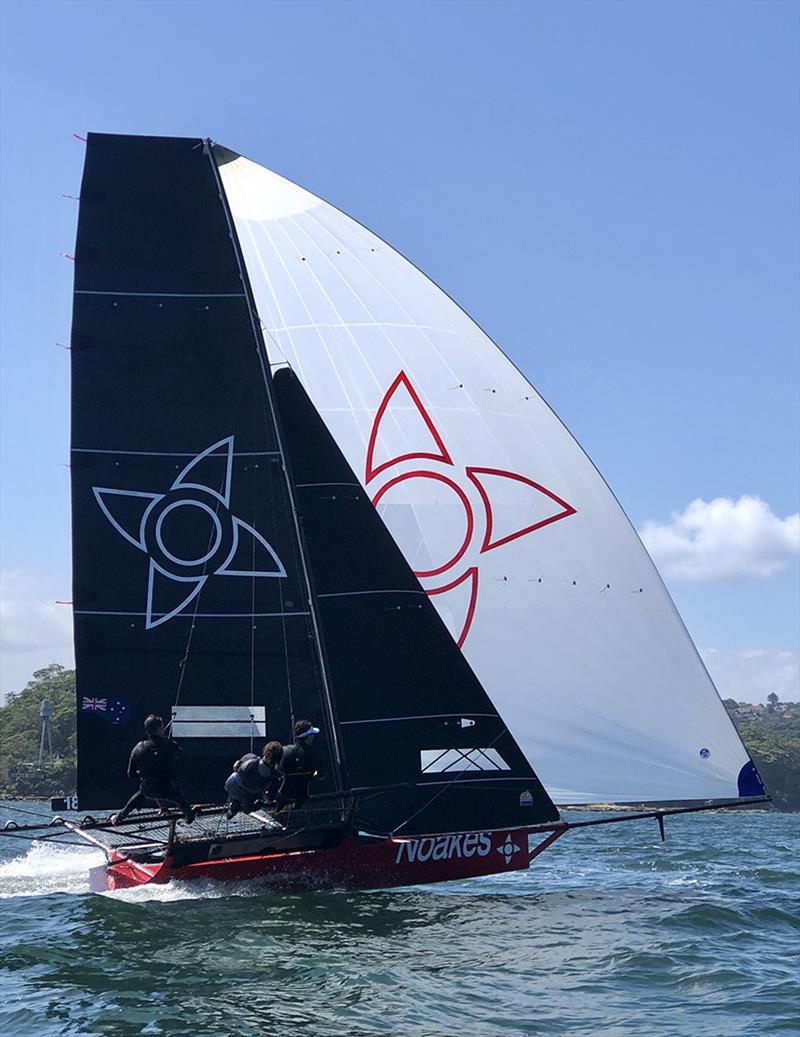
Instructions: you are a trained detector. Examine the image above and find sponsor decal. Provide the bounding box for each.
[519,789,534,806]
[497,834,521,865]
[395,832,493,865]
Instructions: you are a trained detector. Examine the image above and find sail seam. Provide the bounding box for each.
[72,448,280,457]
[73,610,309,618]
[294,205,475,427]
[316,590,426,598]
[254,218,358,413]
[295,482,361,488]
[267,321,460,335]
[238,221,309,383]
[74,290,247,298]
[340,713,498,725]
[418,777,535,785]
[350,777,536,791]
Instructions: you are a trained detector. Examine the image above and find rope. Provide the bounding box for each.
[0,802,56,821]
[174,466,229,708]
[267,455,295,725]
[0,831,88,847]
[249,476,257,754]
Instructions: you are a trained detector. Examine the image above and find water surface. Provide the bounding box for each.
[1,805,797,1036]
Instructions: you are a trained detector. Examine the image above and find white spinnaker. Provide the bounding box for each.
[219,153,754,804]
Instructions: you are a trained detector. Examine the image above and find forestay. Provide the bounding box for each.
[218,149,762,805]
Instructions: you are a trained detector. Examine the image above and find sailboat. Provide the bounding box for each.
[29,133,768,891]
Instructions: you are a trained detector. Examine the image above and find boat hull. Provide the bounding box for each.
[91,826,567,892]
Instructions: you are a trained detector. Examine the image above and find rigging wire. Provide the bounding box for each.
[206,140,344,784]
[258,317,292,370]
[273,487,296,727]
[173,466,229,710]
[0,802,60,821]
[249,477,257,755]
[0,831,89,847]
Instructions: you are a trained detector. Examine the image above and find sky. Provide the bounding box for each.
[0,0,798,703]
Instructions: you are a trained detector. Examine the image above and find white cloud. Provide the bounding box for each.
[701,648,799,705]
[639,496,799,580]
[0,569,74,698]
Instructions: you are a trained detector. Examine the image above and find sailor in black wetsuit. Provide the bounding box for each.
[276,720,321,808]
[112,714,195,824]
[224,740,283,819]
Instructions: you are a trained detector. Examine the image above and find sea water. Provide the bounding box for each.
[0,804,797,1037]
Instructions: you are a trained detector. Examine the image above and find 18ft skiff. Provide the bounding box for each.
[5,134,767,890]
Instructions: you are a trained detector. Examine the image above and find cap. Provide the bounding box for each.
[295,724,320,740]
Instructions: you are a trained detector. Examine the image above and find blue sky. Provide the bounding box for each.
[1,0,797,701]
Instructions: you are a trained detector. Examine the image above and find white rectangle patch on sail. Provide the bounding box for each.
[420,748,510,773]
[171,705,266,738]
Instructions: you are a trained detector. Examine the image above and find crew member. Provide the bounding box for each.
[224,740,283,819]
[112,714,196,825]
[276,720,321,808]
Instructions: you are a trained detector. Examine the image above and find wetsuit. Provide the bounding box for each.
[115,735,194,823]
[224,754,281,818]
[276,740,321,807]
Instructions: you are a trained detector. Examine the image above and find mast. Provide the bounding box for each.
[205,140,345,791]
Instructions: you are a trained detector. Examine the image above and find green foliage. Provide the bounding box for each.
[0,664,77,797]
[728,706,800,812]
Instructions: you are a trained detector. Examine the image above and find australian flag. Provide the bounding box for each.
[81,697,129,725]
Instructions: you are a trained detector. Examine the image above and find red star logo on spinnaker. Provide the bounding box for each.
[365,372,576,647]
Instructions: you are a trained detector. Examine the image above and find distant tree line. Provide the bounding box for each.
[1,664,798,809]
[0,664,76,798]
[721,698,800,811]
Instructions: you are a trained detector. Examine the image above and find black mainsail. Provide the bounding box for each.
[71,134,337,808]
[69,133,557,834]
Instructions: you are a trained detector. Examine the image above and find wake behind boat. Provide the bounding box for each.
[3,133,766,892]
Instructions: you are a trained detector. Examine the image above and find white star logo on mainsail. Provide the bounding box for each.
[92,437,286,629]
